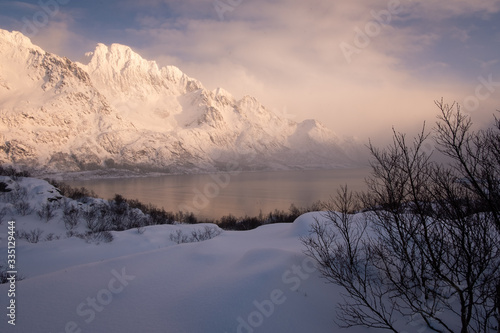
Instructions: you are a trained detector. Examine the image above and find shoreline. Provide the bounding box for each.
[35,163,369,181]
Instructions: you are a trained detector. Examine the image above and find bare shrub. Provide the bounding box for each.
[125,209,146,232]
[44,233,59,241]
[7,184,32,215]
[82,204,100,231]
[7,183,27,203]
[136,225,145,234]
[14,201,32,216]
[47,179,97,200]
[170,225,222,244]
[303,102,500,332]
[84,231,114,244]
[190,225,222,242]
[170,229,189,244]
[65,230,82,239]
[17,229,44,243]
[63,205,80,230]
[36,202,56,222]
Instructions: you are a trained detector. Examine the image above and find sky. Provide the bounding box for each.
[0,0,499,144]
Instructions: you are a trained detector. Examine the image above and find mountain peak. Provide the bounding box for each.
[84,42,159,74]
[77,42,204,105]
[0,29,44,56]
[0,29,35,46]
[0,30,363,173]
[299,119,321,129]
[213,87,233,100]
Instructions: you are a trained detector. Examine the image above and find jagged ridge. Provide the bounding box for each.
[0,29,361,175]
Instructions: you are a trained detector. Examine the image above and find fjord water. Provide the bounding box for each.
[67,168,371,220]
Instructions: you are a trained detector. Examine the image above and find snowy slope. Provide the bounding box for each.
[0,219,343,333]
[0,176,359,333]
[0,29,362,175]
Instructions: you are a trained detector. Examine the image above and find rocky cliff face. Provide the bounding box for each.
[0,29,361,175]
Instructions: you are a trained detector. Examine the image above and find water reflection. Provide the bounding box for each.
[68,168,371,220]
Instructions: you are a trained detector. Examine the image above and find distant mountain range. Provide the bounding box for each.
[0,29,365,176]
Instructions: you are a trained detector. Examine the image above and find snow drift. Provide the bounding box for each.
[0,176,348,333]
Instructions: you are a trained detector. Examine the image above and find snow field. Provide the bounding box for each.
[0,219,343,333]
[0,177,355,333]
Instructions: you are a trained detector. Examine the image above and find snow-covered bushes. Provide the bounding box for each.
[62,205,80,230]
[37,202,57,222]
[80,230,114,244]
[169,229,189,244]
[7,185,32,216]
[0,177,121,243]
[16,228,44,243]
[169,225,222,244]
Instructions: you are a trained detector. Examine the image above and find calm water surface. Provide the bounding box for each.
[67,168,371,220]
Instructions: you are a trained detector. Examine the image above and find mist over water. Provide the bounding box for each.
[68,168,371,220]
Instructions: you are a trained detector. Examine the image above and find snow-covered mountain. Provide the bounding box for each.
[0,29,362,175]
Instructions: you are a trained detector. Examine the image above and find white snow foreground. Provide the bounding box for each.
[0,177,355,333]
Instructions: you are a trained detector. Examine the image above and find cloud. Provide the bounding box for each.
[2,0,499,143]
[480,59,500,70]
[30,20,95,61]
[398,0,500,20]
[123,0,488,141]
[1,1,41,12]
